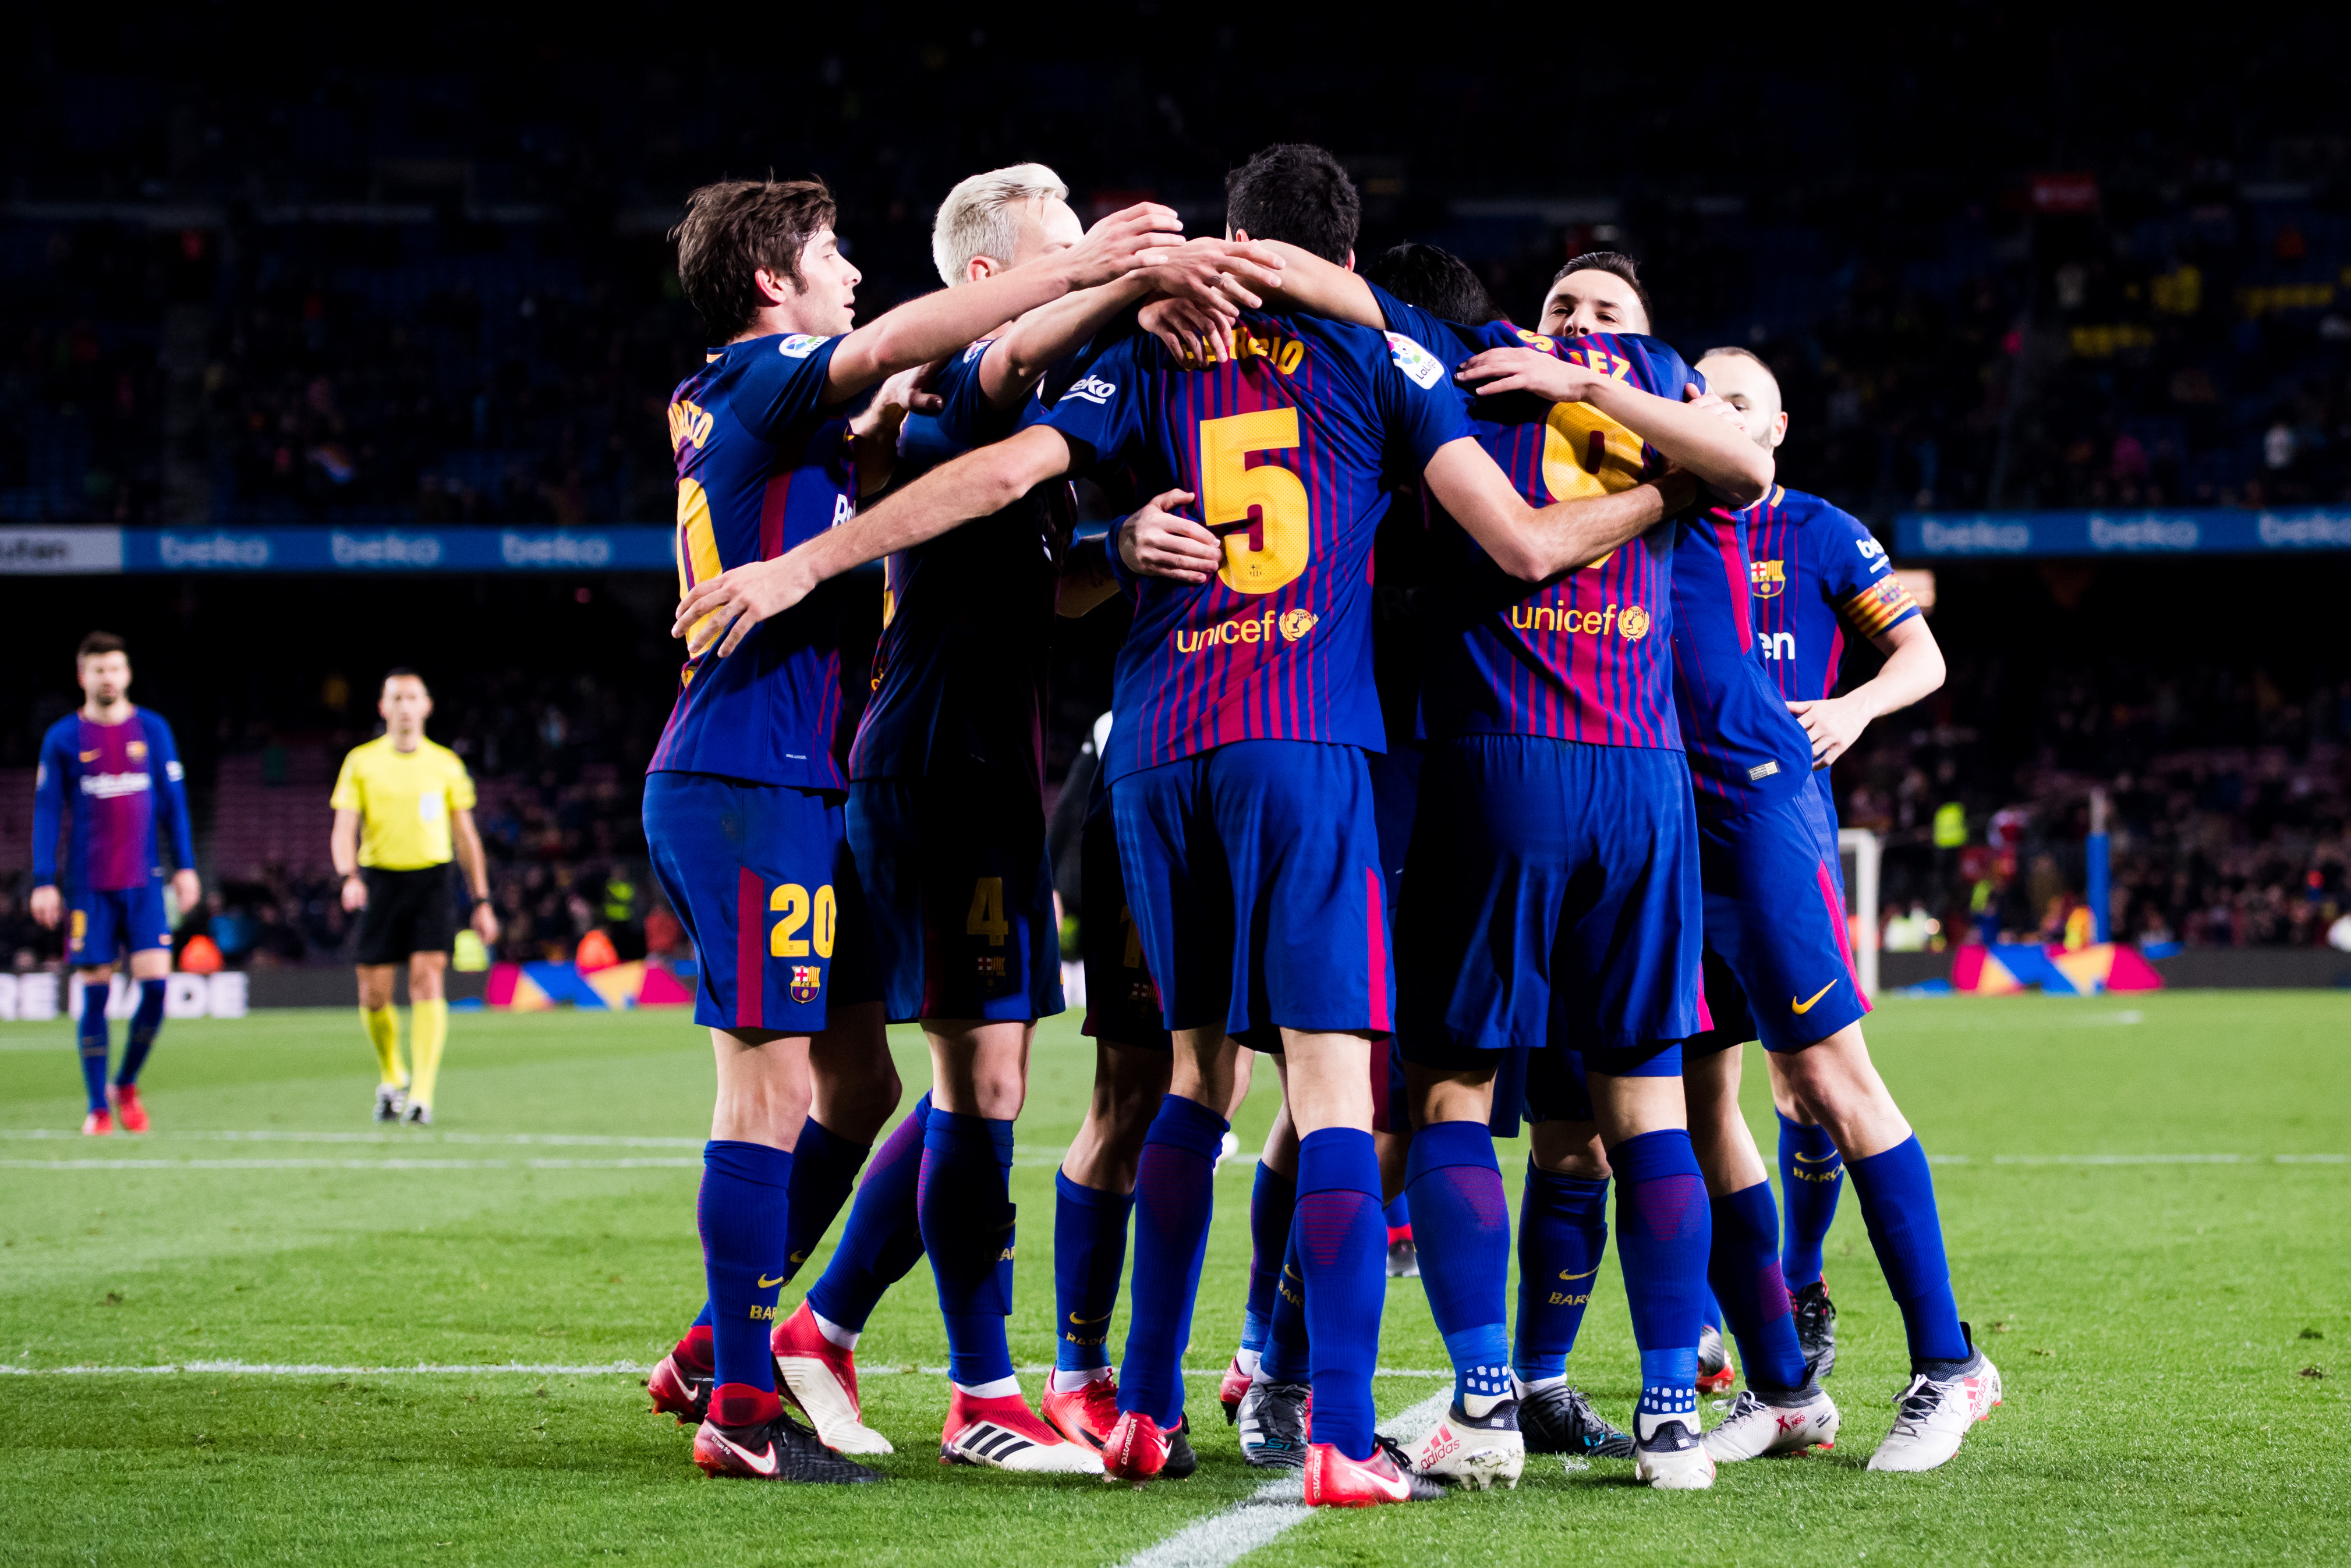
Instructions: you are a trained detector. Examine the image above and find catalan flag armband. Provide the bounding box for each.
[1838,573,1918,638]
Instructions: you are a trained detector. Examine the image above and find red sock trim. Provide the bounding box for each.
[710,1382,783,1428]
[675,1325,714,1376]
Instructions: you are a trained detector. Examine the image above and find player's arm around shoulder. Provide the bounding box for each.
[672,424,1085,658]
[1419,438,1696,583]
[825,203,1185,401]
[1453,349,1772,505]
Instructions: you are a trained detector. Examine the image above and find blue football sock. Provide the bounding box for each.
[1778,1112,1843,1289]
[1709,1182,1810,1392]
[781,1117,870,1285]
[1053,1170,1135,1374]
[1612,1129,1710,1434]
[1404,1120,1511,1411]
[76,980,111,1112]
[1514,1165,1608,1384]
[1846,1136,1970,1370]
[1118,1093,1227,1425]
[115,978,165,1087]
[1262,1229,1311,1384]
[1241,1162,1297,1358]
[804,1095,929,1335]
[916,1109,1018,1390]
[1295,1127,1387,1462]
[698,1139,793,1422]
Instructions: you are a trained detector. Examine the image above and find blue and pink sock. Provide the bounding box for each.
[1611,1129,1710,1438]
[1778,1112,1843,1289]
[1708,1181,1811,1393]
[699,1138,794,1427]
[918,1108,1018,1393]
[1514,1163,1609,1386]
[1404,1120,1512,1413]
[803,1094,931,1343]
[77,979,110,1112]
[1051,1170,1134,1386]
[116,978,165,1087]
[1846,1136,1971,1373]
[1295,1127,1387,1461]
[1238,1162,1297,1371]
[1118,1094,1226,1426]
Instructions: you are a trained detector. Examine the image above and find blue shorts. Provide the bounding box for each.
[1687,786,1870,1055]
[1396,736,1701,1079]
[1367,743,1421,914]
[1078,797,1171,1052]
[69,882,172,965]
[643,772,881,1035]
[1111,740,1393,1048]
[849,768,1064,1026]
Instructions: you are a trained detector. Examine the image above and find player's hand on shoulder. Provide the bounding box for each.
[1058,202,1187,288]
[1456,346,1605,403]
[1140,297,1237,366]
[1787,694,1869,765]
[1143,236,1284,315]
[29,884,61,928]
[1120,488,1221,584]
[673,555,817,659]
[1683,384,1745,428]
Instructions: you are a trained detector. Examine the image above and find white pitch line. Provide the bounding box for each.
[1115,1388,1452,1568]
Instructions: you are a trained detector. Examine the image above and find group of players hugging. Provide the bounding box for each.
[636,141,1996,1503]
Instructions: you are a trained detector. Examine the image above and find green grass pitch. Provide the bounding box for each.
[2,991,2345,1565]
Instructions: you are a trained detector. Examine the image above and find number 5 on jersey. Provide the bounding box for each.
[1200,410,1309,595]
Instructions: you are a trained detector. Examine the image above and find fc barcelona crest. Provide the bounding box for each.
[1750,558,1786,598]
[789,964,822,1004]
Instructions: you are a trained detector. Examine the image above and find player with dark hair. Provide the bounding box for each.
[1206,241,1772,1489]
[675,142,1697,1507]
[1674,346,1985,1472]
[753,162,1273,1473]
[31,633,198,1136]
[1365,243,1502,329]
[638,173,1184,1485]
[330,671,499,1127]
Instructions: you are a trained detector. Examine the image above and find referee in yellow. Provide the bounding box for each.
[329,670,498,1126]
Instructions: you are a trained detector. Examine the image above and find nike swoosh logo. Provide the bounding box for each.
[710,1431,779,1475]
[1791,981,1840,1014]
[756,1273,787,1289]
[1556,1266,1600,1281]
[1068,1311,1111,1326]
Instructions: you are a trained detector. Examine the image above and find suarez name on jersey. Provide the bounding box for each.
[847,336,1067,800]
[651,330,857,790]
[1671,499,1819,818]
[33,709,193,892]
[1744,484,1921,704]
[1041,309,1471,783]
[1369,283,1688,750]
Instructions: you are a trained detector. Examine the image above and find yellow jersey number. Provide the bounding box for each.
[1199,410,1310,595]
[1539,403,1648,571]
[675,478,723,658]
[769,882,838,959]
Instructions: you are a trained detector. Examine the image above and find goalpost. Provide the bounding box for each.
[1838,827,1882,1001]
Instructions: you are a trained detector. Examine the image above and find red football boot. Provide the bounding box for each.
[647,1352,712,1426]
[770,1300,891,1455]
[1100,1407,1173,1480]
[941,1386,1103,1473]
[108,1084,148,1133]
[1218,1354,1252,1424]
[1040,1370,1122,1452]
[81,1109,114,1137]
[1304,1436,1444,1506]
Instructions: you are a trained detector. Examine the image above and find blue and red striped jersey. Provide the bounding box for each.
[651,331,856,790]
[1369,283,1691,750]
[848,338,1065,799]
[1670,503,1818,818]
[1745,485,1919,704]
[1040,310,1472,783]
[33,708,193,892]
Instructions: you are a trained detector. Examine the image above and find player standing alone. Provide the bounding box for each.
[329,672,499,1126]
[31,632,199,1136]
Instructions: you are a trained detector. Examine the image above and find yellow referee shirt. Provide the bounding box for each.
[330,736,477,870]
